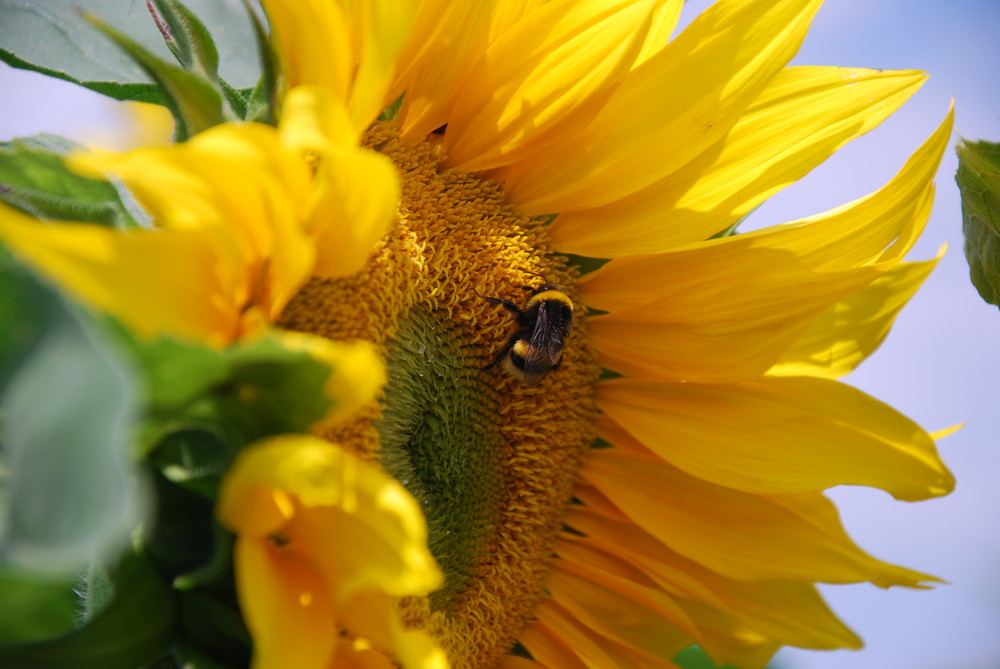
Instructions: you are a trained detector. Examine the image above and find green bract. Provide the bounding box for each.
[957,138,1000,309]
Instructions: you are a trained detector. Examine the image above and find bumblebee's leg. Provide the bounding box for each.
[487,297,522,316]
[482,334,517,371]
[474,289,523,317]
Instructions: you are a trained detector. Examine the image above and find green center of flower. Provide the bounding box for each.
[279,122,600,668]
[376,306,504,611]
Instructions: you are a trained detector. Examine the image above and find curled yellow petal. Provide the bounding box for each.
[307,144,401,279]
[217,435,444,669]
[280,85,356,151]
[277,86,402,279]
[65,123,324,335]
[234,538,336,669]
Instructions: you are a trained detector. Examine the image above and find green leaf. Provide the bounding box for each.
[147,0,219,81]
[132,333,338,430]
[0,551,177,668]
[145,0,251,121]
[0,135,143,228]
[147,427,241,498]
[143,469,217,578]
[957,138,1000,309]
[0,291,145,573]
[378,93,405,122]
[225,336,339,433]
[0,568,78,645]
[114,331,340,483]
[241,0,277,124]
[0,248,63,393]
[673,645,784,669]
[0,0,259,103]
[176,591,250,668]
[82,12,225,141]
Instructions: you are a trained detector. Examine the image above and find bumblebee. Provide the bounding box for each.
[480,279,574,386]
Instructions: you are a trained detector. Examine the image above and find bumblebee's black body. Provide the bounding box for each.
[481,282,574,386]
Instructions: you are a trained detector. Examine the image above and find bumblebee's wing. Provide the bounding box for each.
[518,344,553,386]
[528,302,565,365]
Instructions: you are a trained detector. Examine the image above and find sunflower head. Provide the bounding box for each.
[0,0,957,668]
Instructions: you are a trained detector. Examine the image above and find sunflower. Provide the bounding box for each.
[0,0,955,668]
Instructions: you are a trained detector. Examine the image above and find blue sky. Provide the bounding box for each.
[2,1,999,668]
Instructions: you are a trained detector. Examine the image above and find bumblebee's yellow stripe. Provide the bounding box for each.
[527,290,574,310]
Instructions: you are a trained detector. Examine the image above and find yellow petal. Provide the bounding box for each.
[109,100,175,149]
[69,123,319,323]
[518,620,590,669]
[261,0,413,134]
[337,590,449,669]
[561,513,863,650]
[330,639,397,669]
[505,0,823,213]
[278,85,402,279]
[218,435,442,601]
[580,448,938,586]
[308,145,401,279]
[0,204,237,345]
[260,0,352,103]
[442,0,655,172]
[488,0,549,42]
[741,104,952,270]
[633,0,684,66]
[770,256,939,378]
[290,494,441,605]
[548,552,699,651]
[498,656,546,669]
[532,599,681,669]
[578,106,954,312]
[280,85,356,150]
[344,0,416,132]
[580,249,881,383]
[550,66,927,256]
[217,436,443,668]
[553,541,783,669]
[234,538,337,669]
[394,2,498,140]
[577,110,951,382]
[595,376,954,500]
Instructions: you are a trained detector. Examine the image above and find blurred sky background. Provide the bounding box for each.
[1,1,998,668]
